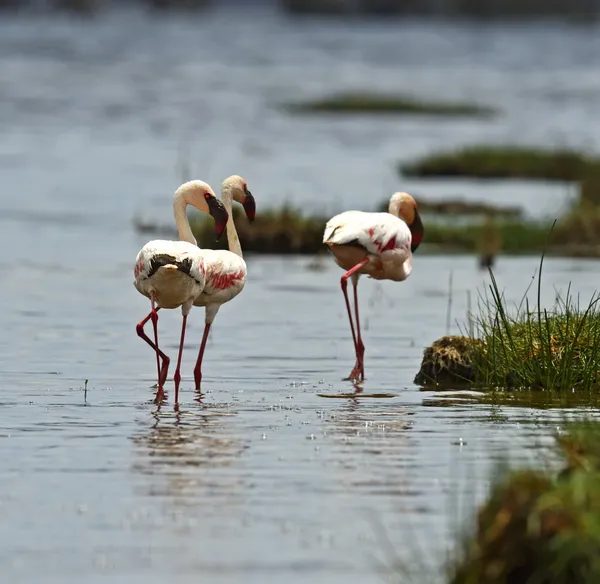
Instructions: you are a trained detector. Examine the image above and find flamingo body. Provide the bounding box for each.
[323,192,424,383]
[134,240,206,311]
[323,211,412,282]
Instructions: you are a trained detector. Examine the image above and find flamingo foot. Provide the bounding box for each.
[344,340,365,382]
[154,386,166,405]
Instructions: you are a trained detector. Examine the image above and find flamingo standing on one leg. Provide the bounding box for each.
[323,192,424,383]
[192,175,256,391]
[134,180,229,404]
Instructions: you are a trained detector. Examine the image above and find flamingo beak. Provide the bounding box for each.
[243,190,256,223]
[207,197,229,241]
[410,208,424,253]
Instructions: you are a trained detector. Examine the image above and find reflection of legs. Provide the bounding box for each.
[340,258,369,381]
[136,298,170,402]
[352,274,365,381]
[173,314,188,404]
[193,322,212,391]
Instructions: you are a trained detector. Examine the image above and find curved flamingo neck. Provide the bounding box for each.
[388,198,401,217]
[221,185,243,258]
[173,191,197,245]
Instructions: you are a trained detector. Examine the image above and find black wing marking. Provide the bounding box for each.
[147,254,199,283]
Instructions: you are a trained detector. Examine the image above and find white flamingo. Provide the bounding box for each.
[192,175,256,390]
[323,192,424,382]
[134,180,229,404]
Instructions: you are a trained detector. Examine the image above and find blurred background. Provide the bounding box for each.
[2,2,600,583]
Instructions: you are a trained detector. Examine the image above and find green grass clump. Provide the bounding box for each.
[447,422,600,584]
[401,146,600,181]
[189,204,328,254]
[285,92,496,117]
[473,251,600,394]
[415,243,600,395]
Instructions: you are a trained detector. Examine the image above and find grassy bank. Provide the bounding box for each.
[285,92,496,117]
[445,422,600,584]
[401,146,600,181]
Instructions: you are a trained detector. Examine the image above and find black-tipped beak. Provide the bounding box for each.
[207,197,229,241]
[243,191,256,223]
[410,208,424,253]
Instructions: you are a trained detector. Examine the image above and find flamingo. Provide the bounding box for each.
[192,175,256,390]
[134,180,229,404]
[323,192,424,382]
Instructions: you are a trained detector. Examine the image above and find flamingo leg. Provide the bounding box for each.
[193,322,212,391]
[136,307,170,390]
[135,298,169,403]
[173,314,188,405]
[352,275,365,381]
[340,258,369,381]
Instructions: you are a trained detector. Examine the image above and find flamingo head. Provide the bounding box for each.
[179,180,229,241]
[389,192,424,253]
[223,175,256,223]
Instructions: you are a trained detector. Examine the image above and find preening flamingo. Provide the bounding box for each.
[134,180,229,404]
[192,175,256,390]
[323,192,424,382]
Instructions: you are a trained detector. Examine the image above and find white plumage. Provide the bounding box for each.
[133,240,206,311]
[323,192,424,384]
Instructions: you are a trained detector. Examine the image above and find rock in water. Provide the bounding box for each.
[414,335,484,386]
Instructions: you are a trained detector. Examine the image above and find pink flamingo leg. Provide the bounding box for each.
[135,297,169,404]
[136,307,170,390]
[193,322,212,391]
[173,314,188,405]
[352,275,365,381]
[340,258,369,381]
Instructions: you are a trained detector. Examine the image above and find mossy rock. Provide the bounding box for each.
[414,335,484,387]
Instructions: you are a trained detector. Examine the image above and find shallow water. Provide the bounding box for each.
[2,5,600,582]
[2,241,598,583]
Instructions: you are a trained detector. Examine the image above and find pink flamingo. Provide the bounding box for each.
[192,175,256,390]
[133,180,228,404]
[323,192,424,382]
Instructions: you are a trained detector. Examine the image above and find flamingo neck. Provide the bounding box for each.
[173,191,197,246]
[221,185,243,258]
[388,198,401,217]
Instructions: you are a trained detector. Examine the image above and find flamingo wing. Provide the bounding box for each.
[194,250,247,305]
[134,240,205,284]
[324,211,412,256]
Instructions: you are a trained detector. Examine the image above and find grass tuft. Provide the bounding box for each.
[447,422,600,584]
[472,244,600,394]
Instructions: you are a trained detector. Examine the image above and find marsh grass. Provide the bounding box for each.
[424,220,552,254]
[284,92,496,117]
[189,204,327,254]
[401,146,600,181]
[470,244,600,395]
[446,421,600,584]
